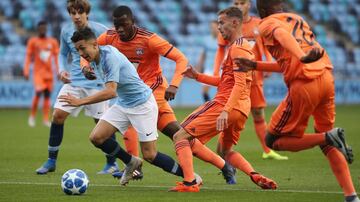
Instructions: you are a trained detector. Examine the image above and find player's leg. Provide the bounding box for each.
[202,85,210,102]
[93,118,119,174]
[28,90,42,127]
[313,70,358,201]
[42,88,51,127]
[158,101,180,139]
[36,85,81,174]
[122,126,139,156]
[251,107,288,160]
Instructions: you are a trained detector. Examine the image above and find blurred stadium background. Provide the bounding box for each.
[0,0,360,107]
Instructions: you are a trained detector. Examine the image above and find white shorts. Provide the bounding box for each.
[101,94,159,142]
[54,84,108,119]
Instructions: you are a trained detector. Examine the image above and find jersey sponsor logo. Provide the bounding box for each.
[136,48,144,56]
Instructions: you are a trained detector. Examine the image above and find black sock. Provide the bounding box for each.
[94,137,132,164]
[183,179,196,186]
[151,152,184,177]
[48,123,64,160]
[105,134,117,164]
[203,93,210,102]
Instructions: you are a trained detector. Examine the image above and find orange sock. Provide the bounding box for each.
[123,126,139,156]
[30,95,40,117]
[175,139,195,182]
[43,97,50,122]
[321,145,355,196]
[272,133,326,152]
[254,118,271,153]
[190,139,225,169]
[224,151,254,175]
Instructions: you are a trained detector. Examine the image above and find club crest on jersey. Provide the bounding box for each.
[136,48,144,56]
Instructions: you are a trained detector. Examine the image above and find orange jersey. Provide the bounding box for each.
[96,27,187,88]
[216,17,271,86]
[258,13,333,85]
[23,37,59,79]
[212,38,254,116]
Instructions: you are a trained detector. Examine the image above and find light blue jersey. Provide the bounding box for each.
[59,21,107,89]
[91,46,152,108]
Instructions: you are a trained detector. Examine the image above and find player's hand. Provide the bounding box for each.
[300,48,324,63]
[81,65,97,80]
[59,71,71,83]
[216,111,229,131]
[182,65,199,80]
[59,93,82,107]
[234,58,257,72]
[165,85,178,101]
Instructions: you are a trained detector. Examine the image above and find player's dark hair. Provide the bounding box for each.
[257,0,284,9]
[218,7,243,22]
[67,0,91,14]
[71,27,96,43]
[37,20,47,27]
[112,5,133,19]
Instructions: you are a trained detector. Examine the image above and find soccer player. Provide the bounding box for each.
[235,1,358,201]
[61,27,202,186]
[214,0,288,160]
[23,21,59,128]
[170,7,277,192]
[195,20,219,102]
[35,0,119,175]
[80,6,232,184]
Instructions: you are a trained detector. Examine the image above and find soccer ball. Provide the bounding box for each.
[61,169,89,195]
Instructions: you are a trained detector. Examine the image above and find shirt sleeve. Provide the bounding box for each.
[258,18,282,46]
[148,34,188,87]
[23,38,34,77]
[58,28,70,73]
[223,47,254,112]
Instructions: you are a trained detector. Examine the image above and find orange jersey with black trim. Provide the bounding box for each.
[258,13,333,85]
[217,17,271,85]
[96,27,187,88]
[23,37,59,79]
[215,38,254,116]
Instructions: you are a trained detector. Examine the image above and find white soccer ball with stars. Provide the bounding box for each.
[61,169,89,195]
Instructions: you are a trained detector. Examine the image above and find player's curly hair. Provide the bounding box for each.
[67,0,91,14]
[113,5,134,19]
[71,27,96,43]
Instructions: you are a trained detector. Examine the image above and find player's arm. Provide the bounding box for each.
[52,39,60,75]
[23,39,34,80]
[59,81,117,106]
[58,29,71,83]
[149,34,188,100]
[234,58,282,72]
[182,65,221,86]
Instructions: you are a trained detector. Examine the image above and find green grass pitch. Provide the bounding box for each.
[0,106,359,202]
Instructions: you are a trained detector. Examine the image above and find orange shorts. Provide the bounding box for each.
[33,75,53,92]
[181,101,247,145]
[269,70,335,137]
[152,77,177,131]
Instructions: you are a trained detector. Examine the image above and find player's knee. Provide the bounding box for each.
[265,133,278,149]
[161,121,181,140]
[52,112,66,124]
[142,150,156,163]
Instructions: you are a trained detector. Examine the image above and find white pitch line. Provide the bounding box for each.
[0,181,343,195]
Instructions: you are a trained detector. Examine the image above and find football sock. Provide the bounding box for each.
[190,138,225,169]
[151,152,184,177]
[254,118,271,153]
[203,93,210,102]
[345,195,359,202]
[321,145,356,196]
[30,95,40,117]
[94,137,131,164]
[175,139,195,182]
[224,151,254,175]
[105,134,117,164]
[48,123,64,160]
[43,97,50,122]
[272,133,326,151]
[123,126,139,156]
